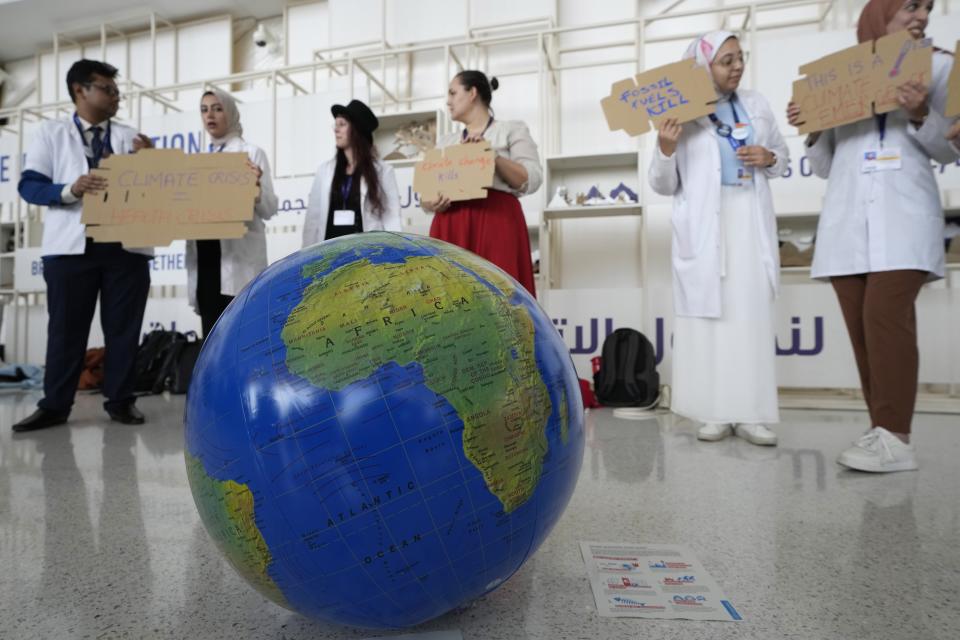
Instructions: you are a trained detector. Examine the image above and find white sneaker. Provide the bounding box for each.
[697,422,732,441]
[735,423,778,446]
[837,427,918,473]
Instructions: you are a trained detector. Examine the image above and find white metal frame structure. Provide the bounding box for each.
[1,0,951,363]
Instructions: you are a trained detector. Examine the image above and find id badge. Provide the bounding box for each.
[333,209,356,226]
[861,148,902,173]
[737,167,753,182]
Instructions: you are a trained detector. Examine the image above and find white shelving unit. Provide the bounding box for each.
[374,108,446,169]
[373,108,446,237]
[776,209,818,277]
[0,202,16,290]
[544,204,642,221]
[539,150,642,298]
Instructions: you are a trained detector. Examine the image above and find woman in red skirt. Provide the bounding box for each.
[422,70,542,297]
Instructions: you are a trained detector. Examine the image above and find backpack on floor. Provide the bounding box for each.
[157,331,202,394]
[133,330,180,393]
[134,330,202,394]
[593,328,660,408]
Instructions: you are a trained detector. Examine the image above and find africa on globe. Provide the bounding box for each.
[184,232,584,628]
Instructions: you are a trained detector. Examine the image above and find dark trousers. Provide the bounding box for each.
[40,241,150,414]
[196,240,233,338]
[831,270,928,435]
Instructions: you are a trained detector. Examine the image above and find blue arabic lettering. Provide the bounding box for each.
[400,185,422,209]
[654,317,665,365]
[553,317,614,354]
[776,316,824,356]
[552,317,568,338]
[572,318,598,354]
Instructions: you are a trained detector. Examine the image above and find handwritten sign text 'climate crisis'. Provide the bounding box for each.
[791,30,932,133]
[114,168,254,189]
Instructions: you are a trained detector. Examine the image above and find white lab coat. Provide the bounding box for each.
[809,51,957,281]
[185,138,278,311]
[302,157,402,247]
[648,89,789,318]
[23,117,153,257]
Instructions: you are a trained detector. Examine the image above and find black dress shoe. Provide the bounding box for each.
[12,408,69,432]
[107,405,146,425]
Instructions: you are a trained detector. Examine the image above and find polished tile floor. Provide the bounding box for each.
[1,391,958,640]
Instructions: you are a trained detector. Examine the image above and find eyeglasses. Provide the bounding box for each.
[712,51,749,68]
[84,82,122,98]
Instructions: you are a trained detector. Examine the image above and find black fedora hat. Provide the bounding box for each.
[331,99,379,141]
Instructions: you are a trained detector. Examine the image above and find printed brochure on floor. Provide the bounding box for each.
[580,541,743,621]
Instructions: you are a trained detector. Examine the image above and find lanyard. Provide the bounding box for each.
[462,116,494,141]
[875,113,888,147]
[73,112,112,169]
[340,175,354,209]
[708,95,746,152]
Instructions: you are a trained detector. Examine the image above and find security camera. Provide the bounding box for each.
[253,23,269,48]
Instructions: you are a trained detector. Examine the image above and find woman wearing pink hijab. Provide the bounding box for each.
[649,31,789,446]
[787,0,956,473]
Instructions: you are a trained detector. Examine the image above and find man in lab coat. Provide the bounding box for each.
[14,59,153,432]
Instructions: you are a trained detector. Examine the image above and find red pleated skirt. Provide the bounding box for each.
[429,189,537,298]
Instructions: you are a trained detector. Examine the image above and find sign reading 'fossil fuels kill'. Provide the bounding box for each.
[601,59,717,137]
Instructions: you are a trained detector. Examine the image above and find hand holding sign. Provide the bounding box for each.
[897,80,929,121]
[657,118,683,157]
[70,172,109,198]
[602,60,717,137]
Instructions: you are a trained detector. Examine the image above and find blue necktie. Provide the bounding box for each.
[90,126,104,168]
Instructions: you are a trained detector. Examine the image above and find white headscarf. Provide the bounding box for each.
[202,87,243,145]
[684,30,740,99]
[683,30,738,68]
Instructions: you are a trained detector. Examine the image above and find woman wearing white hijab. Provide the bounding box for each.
[648,31,789,445]
[188,88,278,337]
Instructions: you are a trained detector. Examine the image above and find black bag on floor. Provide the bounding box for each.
[134,329,202,394]
[133,330,180,393]
[161,331,202,394]
[593,328,660,408]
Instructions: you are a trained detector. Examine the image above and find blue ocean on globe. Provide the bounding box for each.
[184,232,585,628]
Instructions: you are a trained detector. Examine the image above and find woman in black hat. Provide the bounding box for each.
[303,99,401,245]
[421,70,541,297]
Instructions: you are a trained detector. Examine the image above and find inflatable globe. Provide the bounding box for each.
[184,232,585,628]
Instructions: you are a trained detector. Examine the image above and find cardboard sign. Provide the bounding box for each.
[601,60,717,137]
[413,143,495,202]
[81,148,258,248]
[946,40,960,117]
[791,30,933,133]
